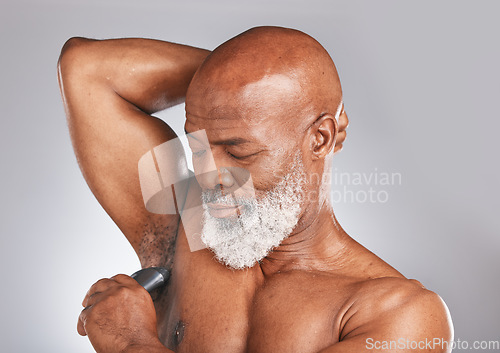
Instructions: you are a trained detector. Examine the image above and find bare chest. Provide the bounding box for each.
[154,258,349,353]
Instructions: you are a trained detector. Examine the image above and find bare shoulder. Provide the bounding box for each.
[350,276,448,319]
[333,276,454,352]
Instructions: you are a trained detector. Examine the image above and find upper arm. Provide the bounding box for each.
[321,279,454,353]
[57,38,191,263]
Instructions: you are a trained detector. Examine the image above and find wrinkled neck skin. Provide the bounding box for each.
[260,168,351,277]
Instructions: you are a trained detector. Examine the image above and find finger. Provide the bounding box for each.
[111,273,140,286]
[334,143,343,154]
[85,290,105,308]
[82,278,116,307]
[336,130,346,145]
[338,110,349,132]
[77,306,90,336]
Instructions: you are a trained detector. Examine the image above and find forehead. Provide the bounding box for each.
[184,106,273,150]
[185,73,306,137]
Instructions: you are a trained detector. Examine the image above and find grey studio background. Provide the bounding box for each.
[1,0,499,352]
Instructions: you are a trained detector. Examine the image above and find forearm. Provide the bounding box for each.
[58,37,210,114]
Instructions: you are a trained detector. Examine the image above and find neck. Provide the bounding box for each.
[259,201,352,276]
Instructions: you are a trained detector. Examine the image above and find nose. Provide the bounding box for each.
[197,166,236,192]
[192,148,251,194]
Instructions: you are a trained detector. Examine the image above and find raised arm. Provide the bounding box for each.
[57,37,210,267]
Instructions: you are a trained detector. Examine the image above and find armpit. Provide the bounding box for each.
[137,213,180,270]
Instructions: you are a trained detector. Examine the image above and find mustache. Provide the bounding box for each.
[201,189,251,206]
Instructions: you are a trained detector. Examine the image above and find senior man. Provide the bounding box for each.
[58,26,453,353]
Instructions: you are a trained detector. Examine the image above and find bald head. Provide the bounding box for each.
[187,26,342,131]
[185,26,344,200]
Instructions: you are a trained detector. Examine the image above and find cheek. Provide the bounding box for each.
[246,158,287,191]
[247,150,301,191]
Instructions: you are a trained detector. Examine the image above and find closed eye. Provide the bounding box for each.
[227,150,261,160]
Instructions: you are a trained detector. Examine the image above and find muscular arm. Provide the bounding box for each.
[57,37,210,267]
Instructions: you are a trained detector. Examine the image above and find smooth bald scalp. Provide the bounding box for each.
[186,26,343,132]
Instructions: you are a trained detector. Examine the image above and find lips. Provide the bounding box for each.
[206,202,242,218]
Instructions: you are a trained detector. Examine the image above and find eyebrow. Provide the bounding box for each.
[184,128,252,146]
[212,137,252,146]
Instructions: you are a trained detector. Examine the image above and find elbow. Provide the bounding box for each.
[60,37,89,55]
[57,37,95,79]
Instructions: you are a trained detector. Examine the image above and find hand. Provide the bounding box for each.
[78,274,162,353]
[334,105,349,154]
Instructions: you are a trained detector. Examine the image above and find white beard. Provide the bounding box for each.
[200,153,306,269]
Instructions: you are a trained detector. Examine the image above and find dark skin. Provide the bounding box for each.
[58,27,453,353]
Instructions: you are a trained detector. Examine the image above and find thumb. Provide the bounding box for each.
[77,307,89,336]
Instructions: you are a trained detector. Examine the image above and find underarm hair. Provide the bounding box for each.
[137,216,179,271]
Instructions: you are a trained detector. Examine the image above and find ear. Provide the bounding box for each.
[334,107,349,154]
[309,113,338,160]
